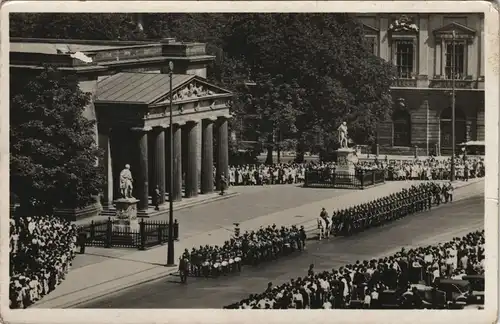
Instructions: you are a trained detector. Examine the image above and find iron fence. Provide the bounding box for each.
[78,217,179,250]
[304,169,385,189]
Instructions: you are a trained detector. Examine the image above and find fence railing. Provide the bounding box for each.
[78,217,179,250]
[304,169,385,189]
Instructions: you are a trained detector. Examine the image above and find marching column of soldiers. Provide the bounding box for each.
[324,182,454,237]
[179,224,308,279]
[179,182,453,282]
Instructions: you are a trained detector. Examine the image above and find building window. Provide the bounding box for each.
[392,110,411,146]
[394,40,415,78]
[444,41,466,79]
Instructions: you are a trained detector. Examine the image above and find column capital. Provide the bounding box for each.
[130,126,153,132]
[175,121,186,126]
[186,119,199,125]
[206,116,218,122]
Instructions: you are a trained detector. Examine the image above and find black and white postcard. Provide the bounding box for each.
[1,1,498,324]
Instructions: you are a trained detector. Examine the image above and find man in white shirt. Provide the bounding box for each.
[363,290,372,309]
[370,289,379,309]
[432,266,440,284]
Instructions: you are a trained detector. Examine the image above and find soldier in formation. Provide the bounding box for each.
[181,225,306,279]
[330,182,446,236]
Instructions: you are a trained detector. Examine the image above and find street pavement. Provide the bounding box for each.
[70,185,363,270]
[32,178,483,308]
[79,194,483,309]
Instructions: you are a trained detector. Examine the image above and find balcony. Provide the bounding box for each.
[429,76,478,89]
[392,78,418,87]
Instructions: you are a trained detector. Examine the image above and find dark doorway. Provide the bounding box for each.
[392,109,411,146]
[440,107,466,150]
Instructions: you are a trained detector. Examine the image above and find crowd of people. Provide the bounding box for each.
[224,230,485,309]
[226,164,307,186]
[320,182,452,237]
[180,225,307,279]
[9,215,78,309]
[220,156,484,188]
[383,157,485,181]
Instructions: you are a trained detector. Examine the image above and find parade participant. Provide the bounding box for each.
[219,174,227,195]
[179,256,189,284]
[185,224,303,279]
[153,185,161,211]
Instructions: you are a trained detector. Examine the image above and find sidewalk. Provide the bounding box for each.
[32,178,483,308]
[73,191,240,226]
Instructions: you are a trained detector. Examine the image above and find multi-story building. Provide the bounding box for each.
[356,13,485,155]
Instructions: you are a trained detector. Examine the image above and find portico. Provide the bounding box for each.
[95,72,232,216]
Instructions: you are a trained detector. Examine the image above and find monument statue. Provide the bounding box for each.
[119,164,134,199]
[337,122,349,149]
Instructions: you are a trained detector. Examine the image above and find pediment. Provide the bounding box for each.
[388,15,419,34]
[362,23,379,35]
[156,77,232,104]
[433,22,476,39]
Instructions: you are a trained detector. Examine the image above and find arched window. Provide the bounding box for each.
[392,110,411,146]
[440,107,467,148]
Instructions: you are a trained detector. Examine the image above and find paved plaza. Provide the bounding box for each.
[33,179,483,308]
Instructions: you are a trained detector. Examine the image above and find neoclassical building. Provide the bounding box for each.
[10,37,232,218]
[356,13,485,155]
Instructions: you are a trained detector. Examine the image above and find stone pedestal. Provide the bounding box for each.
[335,148,357,175]
[113,198,140,232]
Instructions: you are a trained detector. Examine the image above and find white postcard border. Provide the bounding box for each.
[1,2,498,324]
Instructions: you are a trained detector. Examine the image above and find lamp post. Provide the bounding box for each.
[450,31,456,181]
[425,100,429,156]
[167,61,175,266]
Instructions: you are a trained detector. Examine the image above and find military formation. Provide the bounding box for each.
[179,225,307,280]
[178,182,454,282]
[321,182,453,237]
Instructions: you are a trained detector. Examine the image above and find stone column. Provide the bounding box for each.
[185,121,199,198]
[201,118,215,194]
[98,127,113,208]
[151,127,166,205]
[131,127,150,211]
[216,116,230,191]
[171,122,183,202]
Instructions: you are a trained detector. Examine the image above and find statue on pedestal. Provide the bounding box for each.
[337,122,349,149]
[119,164,134,199]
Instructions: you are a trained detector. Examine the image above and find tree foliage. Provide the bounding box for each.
[10,13,144,40]
[10,67,105,214]
[10,13,396,160]
[220,14,395,155]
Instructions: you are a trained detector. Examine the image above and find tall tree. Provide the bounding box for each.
[10,13,144,40]
[221,14,395,159]
[9,13,396,160]
[10,67,105,215]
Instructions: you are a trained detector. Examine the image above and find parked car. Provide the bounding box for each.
[379,285,446,309]
[434,276,484,308]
